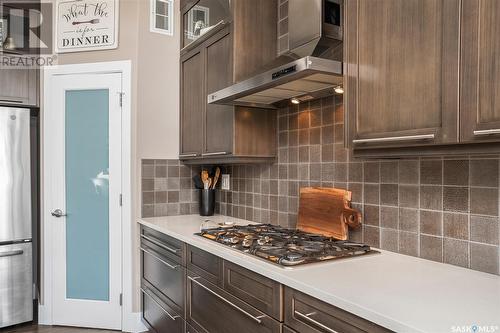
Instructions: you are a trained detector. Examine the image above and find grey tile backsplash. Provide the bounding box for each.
[142,95,500,275]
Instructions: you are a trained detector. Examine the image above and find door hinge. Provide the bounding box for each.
[119,293,123,306]
[119,92,124,107]
[119,194,123,206]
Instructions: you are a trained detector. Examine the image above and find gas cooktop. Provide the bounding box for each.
[197,224,377,267]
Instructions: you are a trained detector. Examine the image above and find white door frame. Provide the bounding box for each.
[40,61,141,332]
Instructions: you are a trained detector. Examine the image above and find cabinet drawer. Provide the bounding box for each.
[141,243,185,313]
[186,245,222,286]
[284,287,392,333]
[186,272,281,333]
[141,226,184,262]
[184,321,200,333]
[142,286,183,333]
[223,261,282,321]
[283,326,298,333]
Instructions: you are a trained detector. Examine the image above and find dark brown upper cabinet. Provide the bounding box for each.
[180,47,204,158]
[0,55,39,107]
[346,0,461,151]
[179,0,277,164]
[460,0,500,143]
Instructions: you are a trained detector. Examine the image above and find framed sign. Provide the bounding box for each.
[55,0,119,53]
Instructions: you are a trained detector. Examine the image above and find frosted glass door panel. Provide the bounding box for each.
[65,89,110,301]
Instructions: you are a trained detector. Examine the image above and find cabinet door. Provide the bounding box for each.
[180,48,204,158]
[346,0,460,149]
[0,59,38,106]
[204,28,233,156]
[186,273,281,333]
[461,0,500,142]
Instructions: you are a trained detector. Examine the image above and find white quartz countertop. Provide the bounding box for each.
[138,215,500,333]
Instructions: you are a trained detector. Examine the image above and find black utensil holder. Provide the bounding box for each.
[199,189,215,216]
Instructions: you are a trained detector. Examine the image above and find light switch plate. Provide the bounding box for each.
[221,174,230,190]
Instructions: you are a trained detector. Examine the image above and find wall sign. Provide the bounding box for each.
[56,0,119,53]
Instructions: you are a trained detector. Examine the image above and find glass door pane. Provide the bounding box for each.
[183,0,230,48]
[65,89,110,301]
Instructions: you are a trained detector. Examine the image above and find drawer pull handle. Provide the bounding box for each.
[473,129,500,136]
[353,134,435,144]
[294,310,339,333]
[141,287,180,321]
[202,151,228,157]
[0,249,23,258]
[141,234,181,254]
[140,247,179,270]
[0,99,23,104]
[188,276,264,324]
[179,153,199,158]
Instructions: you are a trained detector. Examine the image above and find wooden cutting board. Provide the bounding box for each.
[297,187,361,240]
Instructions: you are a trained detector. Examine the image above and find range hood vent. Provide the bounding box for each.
[208,0,344,108]
[208,56,343,109]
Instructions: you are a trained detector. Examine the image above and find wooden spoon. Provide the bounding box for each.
[212,167,221,189]
[201,170,209,189]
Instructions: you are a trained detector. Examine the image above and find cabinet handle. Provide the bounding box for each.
[140,247,179,270]
[202,151,228,157]
[294,310,339,333]
[0,99,23,104]
[352,134,435,144]
[0,249,23,258]
[141,287,180,321]
[473,129,500,136]
[188,276,265,324]
[179,153,199,158]
[141,234,181,254]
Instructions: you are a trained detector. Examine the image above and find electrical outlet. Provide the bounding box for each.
[221,174,230,190]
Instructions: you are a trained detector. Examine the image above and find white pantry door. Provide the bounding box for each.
[46,73,123,329]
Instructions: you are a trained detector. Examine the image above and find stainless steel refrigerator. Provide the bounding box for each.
[0,107,33,328]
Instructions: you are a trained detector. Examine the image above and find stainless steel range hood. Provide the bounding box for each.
[208,0,344,109]
[207,56,342,109]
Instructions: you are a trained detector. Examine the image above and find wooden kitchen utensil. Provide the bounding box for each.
[297,187,361,240]
[201,170,209,189]
[212,167,221,189]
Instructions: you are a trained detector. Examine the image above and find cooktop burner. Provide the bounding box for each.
[197,224,377,267]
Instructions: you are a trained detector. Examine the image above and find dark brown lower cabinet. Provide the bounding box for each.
[142,244,185,314]
[186,272,281,333]
[284,288,392,333]
[142,287,183,333]
[223,261,282,321]
[140,227,391,333]
[185,321,200,333]
[186,245,223,287]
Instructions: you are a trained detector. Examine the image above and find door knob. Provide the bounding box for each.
[51,209,67,218]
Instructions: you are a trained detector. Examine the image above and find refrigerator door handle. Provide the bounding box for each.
[0,250,24,258]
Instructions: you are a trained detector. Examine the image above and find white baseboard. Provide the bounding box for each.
[122,312,147,333]
[39,305,146,333]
